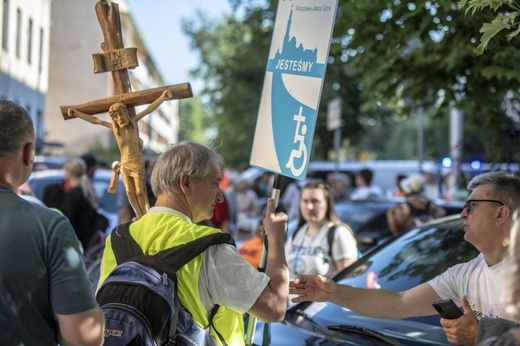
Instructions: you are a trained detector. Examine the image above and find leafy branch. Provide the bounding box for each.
[459,0,520,54]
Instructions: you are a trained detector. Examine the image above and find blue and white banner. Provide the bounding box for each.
[250,0,338,180]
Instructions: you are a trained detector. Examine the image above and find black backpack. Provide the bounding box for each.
[96,222,236,346]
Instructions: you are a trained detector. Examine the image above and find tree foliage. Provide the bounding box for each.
[459,0,520,53]
[184,0,520,167]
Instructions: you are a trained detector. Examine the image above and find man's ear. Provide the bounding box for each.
[179,173,190,193]
[497,205,511,225]
[22,141,34,167]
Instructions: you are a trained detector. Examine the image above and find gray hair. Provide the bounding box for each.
[468,171,520,215]
[151,141,224,196]
[0,100,34,156]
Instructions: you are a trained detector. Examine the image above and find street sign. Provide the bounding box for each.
[250,0,339,180]
[327,97,342,131]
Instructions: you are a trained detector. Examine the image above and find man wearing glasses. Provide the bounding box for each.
[290,171,520,345]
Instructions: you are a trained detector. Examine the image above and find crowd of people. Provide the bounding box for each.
[3,98,520,345]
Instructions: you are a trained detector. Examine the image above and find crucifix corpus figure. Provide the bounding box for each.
[67,90,172,219]
[60,0,193,219]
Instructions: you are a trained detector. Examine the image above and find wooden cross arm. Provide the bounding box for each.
[60,83,192,119]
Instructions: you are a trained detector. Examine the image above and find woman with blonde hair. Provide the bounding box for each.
[285,179,359,279]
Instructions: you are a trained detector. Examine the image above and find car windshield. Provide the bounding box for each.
[287,216,480,345]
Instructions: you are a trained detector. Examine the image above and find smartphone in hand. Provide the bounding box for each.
[432,299,463,319]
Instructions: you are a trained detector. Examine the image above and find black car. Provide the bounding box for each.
[252,214,479,345]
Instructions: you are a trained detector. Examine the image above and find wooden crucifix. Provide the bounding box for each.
[60,0,192,219]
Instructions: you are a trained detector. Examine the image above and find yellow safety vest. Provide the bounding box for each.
[99,211,246,345]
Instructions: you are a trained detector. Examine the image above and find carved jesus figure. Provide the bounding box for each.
[67,89,173,219]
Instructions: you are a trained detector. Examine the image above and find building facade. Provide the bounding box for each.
[0,0,51,152]
[1,0,179,156]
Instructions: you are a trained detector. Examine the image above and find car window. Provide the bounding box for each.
[354,214,392,252]
[337,219,478,289]
[335,203,389,230]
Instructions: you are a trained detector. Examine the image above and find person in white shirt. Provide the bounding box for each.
[285,179,358,279]
[350,168,384,200]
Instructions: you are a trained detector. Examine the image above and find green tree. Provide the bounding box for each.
[183,7,273,168]
[328,0,520,163]
[178,98,207,142]
[459,0,520,54]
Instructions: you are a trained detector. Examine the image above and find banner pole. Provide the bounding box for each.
[245,173,282,345]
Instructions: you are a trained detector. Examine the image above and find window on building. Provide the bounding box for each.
[2,0,9,50]
[27,18,32,64]
[38,28,43,73]
[15,7,21,57]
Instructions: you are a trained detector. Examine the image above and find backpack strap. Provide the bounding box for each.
[111,222,236,276]
[290,224,303,241]
[110,221,142,263]
[327,224,338,261]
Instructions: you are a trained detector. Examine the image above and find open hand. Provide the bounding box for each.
[289,275,335,303]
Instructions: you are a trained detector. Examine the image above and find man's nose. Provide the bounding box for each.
[216,189,224,203]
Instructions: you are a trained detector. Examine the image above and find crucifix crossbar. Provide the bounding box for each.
[59,0,193,219]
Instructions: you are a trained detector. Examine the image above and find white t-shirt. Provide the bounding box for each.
[350,185,384,200]
[199,244,270,313]
[285,222,358,279]
[428,253,508,319]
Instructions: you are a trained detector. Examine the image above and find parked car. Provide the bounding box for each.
[26,168,119,234]
[252,214,479,345]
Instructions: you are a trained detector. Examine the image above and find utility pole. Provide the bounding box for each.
[449,103,463,199]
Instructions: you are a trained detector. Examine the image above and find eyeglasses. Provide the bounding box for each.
[463,199,504,214]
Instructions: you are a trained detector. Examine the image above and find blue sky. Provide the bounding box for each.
[126,0,232,93]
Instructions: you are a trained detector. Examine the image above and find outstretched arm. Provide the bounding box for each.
[290,276,441,319]
[135,89,173,122]
[68,109,111,128]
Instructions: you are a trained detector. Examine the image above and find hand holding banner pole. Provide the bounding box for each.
[245,174,282,346]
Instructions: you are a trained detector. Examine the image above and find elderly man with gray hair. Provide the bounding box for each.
[98,141,289,345]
